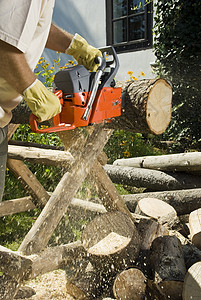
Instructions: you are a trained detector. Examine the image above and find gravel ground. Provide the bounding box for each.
[18,270,74,300]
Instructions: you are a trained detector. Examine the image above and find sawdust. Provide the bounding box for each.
[19,270,74,300]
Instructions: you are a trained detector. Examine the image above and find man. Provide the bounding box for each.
[0,0,102,201]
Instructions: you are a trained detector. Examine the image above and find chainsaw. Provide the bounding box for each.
[29,46,122,133]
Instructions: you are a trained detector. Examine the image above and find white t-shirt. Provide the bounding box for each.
[0,0,55,127]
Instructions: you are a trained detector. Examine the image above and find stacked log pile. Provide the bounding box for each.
[63,196,201,299]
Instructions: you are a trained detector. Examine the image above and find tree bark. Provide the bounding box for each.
[11,78,172,135]
[122,188,201,216]
[104,164,201,191]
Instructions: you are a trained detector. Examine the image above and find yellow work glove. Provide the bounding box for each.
[66,33,102,72]
[23,79,61,122]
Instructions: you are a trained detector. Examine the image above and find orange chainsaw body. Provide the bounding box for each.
[30,46,122,133]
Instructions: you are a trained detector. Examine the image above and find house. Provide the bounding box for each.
[44,0,156,81]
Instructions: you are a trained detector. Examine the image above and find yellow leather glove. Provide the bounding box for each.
[23,79,61,122]
[66,33,102,72]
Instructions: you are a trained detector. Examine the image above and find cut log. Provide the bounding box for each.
[7,159,50,208]
[104,164,201,191]
[81,211,140,274]
[189,208,201,250]
[182,261,201,300]
[66,270,101,300]
[135,197,178,228]
[8,145,74,167]
[11,78,172,135]
[113,268,147,300]
[122,188,201,216]
[149,235,186,299]
[18,125,113,255]
[113,152,201,172]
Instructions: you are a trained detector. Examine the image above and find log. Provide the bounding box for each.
[104,164,201,191]
[113,152,201,172]
[7,145,74,167]
[0,197,35,217]
[189,208,201,250]
[182,261,201,300]
[18,125,113,255]
[135,197,178,228]
[113,268,147,300]
[122,188,201,216]
[149,235,186,299]
[66,269,102,300]
[11,78,172,135]
[90,161,133,218]
[136,218,168,250]
[81,211,140,274]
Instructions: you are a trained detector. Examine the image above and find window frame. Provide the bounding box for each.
[106,0,153,53]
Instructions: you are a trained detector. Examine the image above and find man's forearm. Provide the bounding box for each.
[45,23,74,53]
[0,40,36,95]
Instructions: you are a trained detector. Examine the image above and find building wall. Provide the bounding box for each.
[43,0,156,81]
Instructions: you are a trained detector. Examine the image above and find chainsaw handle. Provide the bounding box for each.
[29,113,76,133]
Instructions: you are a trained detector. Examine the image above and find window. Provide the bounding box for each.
[106,0,153,53]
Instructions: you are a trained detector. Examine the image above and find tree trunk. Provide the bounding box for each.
[113,152,201,172]
[104,164,201,191]
[122,188,201,216]
[11,78,172,135]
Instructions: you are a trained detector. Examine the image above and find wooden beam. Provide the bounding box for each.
[0,197,35,217]
[7,159,50,208]
[8,145,74,167]
[18,126,113,255]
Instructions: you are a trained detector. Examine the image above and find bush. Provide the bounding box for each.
[153,0,201,151]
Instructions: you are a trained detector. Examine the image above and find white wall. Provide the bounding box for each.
[43,0,156,81]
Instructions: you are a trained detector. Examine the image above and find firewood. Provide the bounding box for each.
[123,188,201,216]
[182,261,201,300]
[113,152,201,172]
[104,164,201,191]
[136,218,168,250]
[189,208,201,250]
[113,268,147,300]
[81,211,140,275]
[135,197,178,228]
[149,235,186,299]
[11,78,172,135]
[66,270,101,300]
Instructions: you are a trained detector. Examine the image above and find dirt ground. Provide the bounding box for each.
[19,270,74,300]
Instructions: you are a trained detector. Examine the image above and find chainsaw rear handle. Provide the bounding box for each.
[29,90,76,133]
[29,113,76,133]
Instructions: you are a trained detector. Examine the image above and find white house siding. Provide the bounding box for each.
[43,0,156,81]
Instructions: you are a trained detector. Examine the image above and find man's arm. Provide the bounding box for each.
[0,40,36,95]
[45,24,74,53]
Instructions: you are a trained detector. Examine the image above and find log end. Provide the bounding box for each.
[146,79,172,135]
